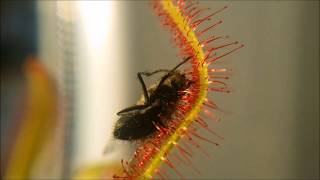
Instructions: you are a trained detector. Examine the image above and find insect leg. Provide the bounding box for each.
[137,69,172,102]
[137,72,150,102]
[117,104,149,115]
[140,69,170,77]
[156,56,191,89]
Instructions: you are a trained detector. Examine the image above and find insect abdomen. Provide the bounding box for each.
[113,112,158,140]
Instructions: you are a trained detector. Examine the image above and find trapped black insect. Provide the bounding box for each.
[113,57,192,140]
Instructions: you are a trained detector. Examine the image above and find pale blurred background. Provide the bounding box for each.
[1,1,319,179]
